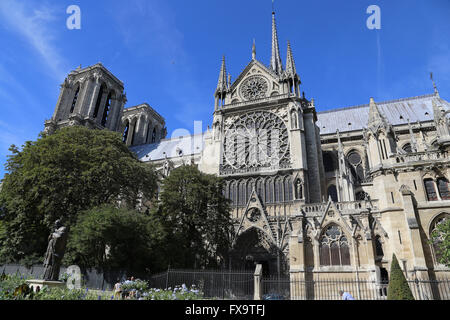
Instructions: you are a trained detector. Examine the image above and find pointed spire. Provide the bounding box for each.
[252,39,256,60]
[337,129,343,154]
[368,97,386,132]
[407,119,418,152]
[285,40,297,77]
[367,97,394,137]
[430,72,440,98]
[216,56,228,95]
[336,129,347,178]
[270,11,283,75]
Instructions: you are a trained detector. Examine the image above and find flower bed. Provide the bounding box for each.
[0,274,203,300]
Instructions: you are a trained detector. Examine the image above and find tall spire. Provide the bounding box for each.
[285,40,297,77]
[367,97,388,133]
[407,119,418,152]
[430,72,440,98]
[270,11,283,75]
[215,56,228,95]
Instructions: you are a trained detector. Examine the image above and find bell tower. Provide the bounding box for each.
[44,63,126,134]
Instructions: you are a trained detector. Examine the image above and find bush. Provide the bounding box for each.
[387,254,415,300]
[0,274,32,300]
[33,287,113,300]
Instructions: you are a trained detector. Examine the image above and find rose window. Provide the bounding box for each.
[240,76,268,100]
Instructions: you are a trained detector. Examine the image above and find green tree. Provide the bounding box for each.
[63,205,164,274]
[430,218,450,267]
[158,165,233,269]
[0,126,158,264]
[387,254,415,300]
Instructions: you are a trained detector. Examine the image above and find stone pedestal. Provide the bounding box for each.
[26,279,66,292]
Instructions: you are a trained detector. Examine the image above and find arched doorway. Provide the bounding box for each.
[230,227,287,275]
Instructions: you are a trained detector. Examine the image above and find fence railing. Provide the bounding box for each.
[261,276,450,300]
[149,269,255,300]
[2,263,450,300]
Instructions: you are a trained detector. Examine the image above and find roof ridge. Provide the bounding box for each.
[318,93,436,115]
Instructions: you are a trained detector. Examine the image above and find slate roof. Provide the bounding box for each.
[130,93,449,161]
[316,93,444,134]
[130,133,205,162]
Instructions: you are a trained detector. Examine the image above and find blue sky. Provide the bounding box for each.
[0,0,449,178]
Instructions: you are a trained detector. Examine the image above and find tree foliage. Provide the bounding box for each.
[63,205,164,274]
[157,165,233,269]
[430,218,450,267]
[0,126,158,264]
[387,254,415,300]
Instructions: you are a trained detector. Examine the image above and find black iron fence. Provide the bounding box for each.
[2,263,450,300]
[149,269,254,300]
[262,276,450,300]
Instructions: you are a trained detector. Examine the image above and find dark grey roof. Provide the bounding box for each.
[316,94,445,134]
[130,133,205,162]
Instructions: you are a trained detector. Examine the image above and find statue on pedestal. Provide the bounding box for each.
[42,219,68,281]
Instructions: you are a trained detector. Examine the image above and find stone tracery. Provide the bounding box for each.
[222,110,290,174]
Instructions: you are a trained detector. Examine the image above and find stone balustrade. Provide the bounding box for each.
[220,93,295,109]
[394,150,449,165]
[302,199,379,215]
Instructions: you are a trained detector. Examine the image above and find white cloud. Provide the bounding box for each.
[0,0,67,80]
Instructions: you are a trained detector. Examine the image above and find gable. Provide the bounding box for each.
[228,60,282,103]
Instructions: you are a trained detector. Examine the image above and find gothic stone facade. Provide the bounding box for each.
[45,13,450,295]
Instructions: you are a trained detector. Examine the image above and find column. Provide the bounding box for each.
[399,185,429,280]
[126,118,137,146]
[105,97,119,130]
[77,78,93,116]
[87,80,101,118]
[96,90,109,125]
[110,97,125,132]
[141,118,150,144]
[52,81,69,120]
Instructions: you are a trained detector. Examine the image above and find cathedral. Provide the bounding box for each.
[43,11,450,291]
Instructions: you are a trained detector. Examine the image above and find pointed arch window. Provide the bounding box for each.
[284,176,293,202]
[122,121,130,143]
[265,178,274,204]
[323,152,335,172]
[295,179,303,200]
[130,121,137,146]
[146,124,152,143]
[70,85,80,114]
[151,128,157,143]
[437,178,450,200]
[238,180,246,206]
[347,150,365,184]
[101,92,112,126]
[274,177,283,203]
[327,185,338,202]
[430,214,449,265]
[424,178,438,201]
[247,180,254,203]
[93,84,105,119]
[256,179,264,202]
[375,235,384,258]
[229,181,237,206]
[319,225,351,266]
